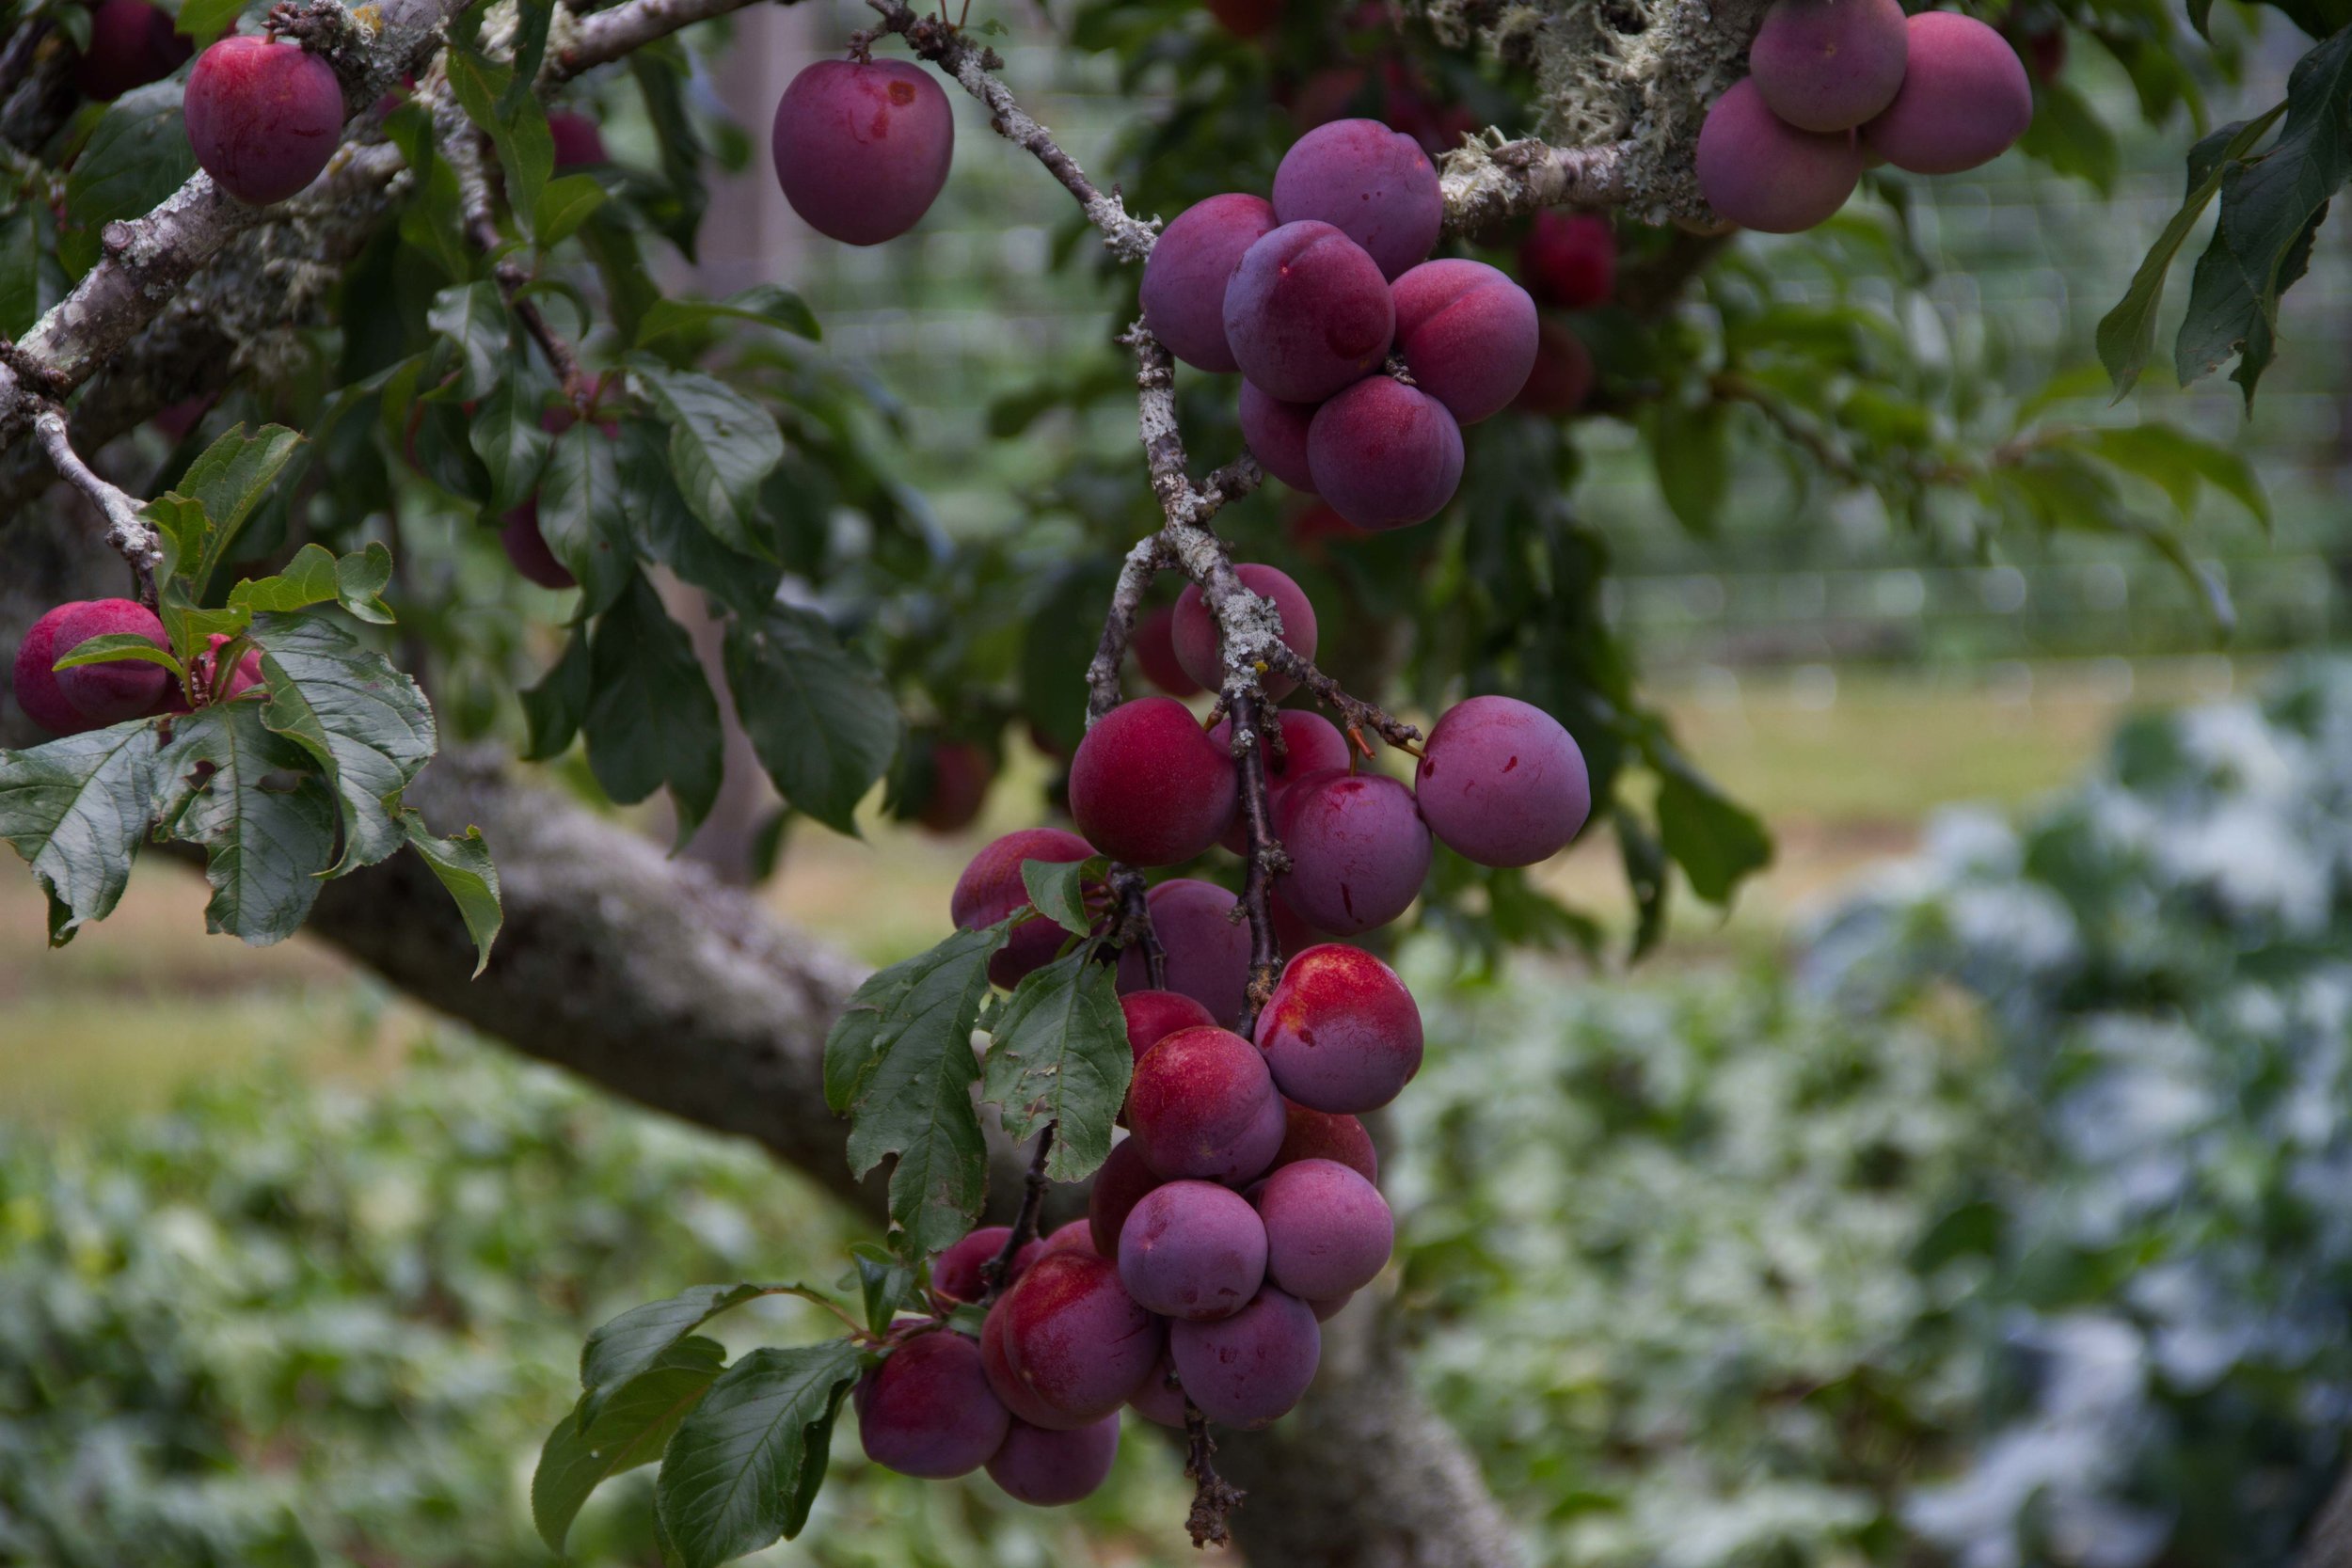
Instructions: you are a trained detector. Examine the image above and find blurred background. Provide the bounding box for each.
[6,0,2352,1563]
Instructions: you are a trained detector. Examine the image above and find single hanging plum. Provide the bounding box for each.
[183,35,345,206]
[1414,694,1591,867]
[772,56,954,245]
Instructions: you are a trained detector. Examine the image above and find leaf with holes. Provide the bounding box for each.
[0,721,164,944]
[983,949,1129,1182]
[152,701,339,945]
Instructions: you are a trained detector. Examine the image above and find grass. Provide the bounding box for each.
[0,659,2235,1126]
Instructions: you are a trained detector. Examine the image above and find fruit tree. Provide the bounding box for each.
[0,0,2331,1561]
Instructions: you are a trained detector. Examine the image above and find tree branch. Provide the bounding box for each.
[30,405,161,597]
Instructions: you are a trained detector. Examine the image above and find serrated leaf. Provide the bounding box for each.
[582,572,723,845]
[400,813,501,976]
[632,364,785,557]
[580,1285,787,1422]
[654,1341,864,1568]
[723,603,899,837]
[982,951,1129,1181]
[829,923,1008,1256]
[617,418,782,615]
[535,1335,725,1554]
[61,82,196,276]
[179,422,307,598]
[0,721,163,943]
[51,634,183,677]
[1022,854,1105,940]
[538,420,634,614]
[851,1249,914,1336]
[229,543,342,613]
[1654,766,1772,906]
[247,610,437,875]
[153,701,339,944]
[636,284,820,352]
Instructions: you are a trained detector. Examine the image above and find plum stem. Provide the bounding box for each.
[1182,1398,1246,1547]
[977,1124,1054,1302]
[438,116,595,405]
[1111,864,1168,990]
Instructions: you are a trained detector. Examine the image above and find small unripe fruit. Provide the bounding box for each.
[1860,11,2033,174]
[771,58,954,245]
[183,36,345,206]
[1748,0,1910,133]
[1694,77,1864,234]
[1069,697,1236,866]
[1171,562,1317,697]
[1140,193,1277,373]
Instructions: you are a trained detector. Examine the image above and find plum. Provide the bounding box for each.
[1860,11,2033,174]
[1128,1024,1286,1182]
[1119,1179,1268,1321]
[74,0,191,101]
[1070,697,1237,866]
[1517,318,1597,417]
[1222,220,1393,404]
[771,57,954,245]
[1307,375,1463,531]
[1168,1285,1320,1428]
[1390,259,1539,425]
[1209,706,1353,853]
[183,35,346,206]
[547,109,609,168]
[1089,1135,1166,1258]
[980,1250,1162,1429]
[26,598,170,730]
[1270,1100,1378,1183]
[1114,879,1251,1025]
[931,1224,1046,1303]
[1120,989,1219,1064]
[914,739,993,833]
[1171,562,1318,697]
[986,1413,1120,1505]
[1694,77,1863,233]
[1256,1157,1393,1299]
[1254,943,1424,1114]
[1518,211,1615,309]
[1131,606,1202,698]
[855,1330,1009,1479]
[950,827,1098,990]
[1238,381,1319,495]
[501,501,577,590]
[1414,694,1591,866]
[1274,770,1432,935]
[1140,193,1277,372]
[1749,0,1910,133]
[1271,118,1442,279]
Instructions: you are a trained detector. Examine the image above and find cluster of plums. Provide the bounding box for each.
[1142,119,1538,532]
[1697,0,2034,233]
[11,597,258,735]
[858,945,1404,1503]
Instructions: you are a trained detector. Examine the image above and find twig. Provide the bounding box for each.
[978,1124,1054,1301]
[1111,863,1167,990]
[31,405,161,600]
[553,0,775,80]
[1084,532,1169,724]
[1182,1398,1246,1547]
[439,116,592,403]
[1263,644,1423,757]
[0,16,53,110]
[864,0,1159,261]
[1223,689,1288,1033]
[1437,135,1639,236]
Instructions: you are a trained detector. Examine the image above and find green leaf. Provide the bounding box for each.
[536,1335,726,1554]
[228,543,342,614]
[1654,766,1772,906]
[0,201,40,338]
[173,0,246,45]
[535,172,608,247]
[580,1285,793,1422]
[247,611,437,875]
[723,603,900,837]
[583,572,724,845]
[51,633,183,677]
[469,361,553,515]
[1615,804,1669,962]
[1023,854,1105,940]
[61,82,196,276]
[0,721,163,943]
[502,0,558,119]
[827,923,1008,1256]
[521,627,591,760]
[618,419,782,616]
[538,420,635,614]
[636,284,821,352]
[152,701,340,944]
[336,543,398,625]
[628,44,709,261]
[982,950,1129,1182]
[400,814,502,976]
[2173,28,2352,401]
[2096,110,2278,397]
[427,280,510,405]
[654,1342,865,1568]
[632,364,786,557]
[446,42,554,230]
[2013,77,2119,194]
[2078,425,2271,527]
[1652,400,1729,534]
[178,422,307,599]
[849,1246,914,1336]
